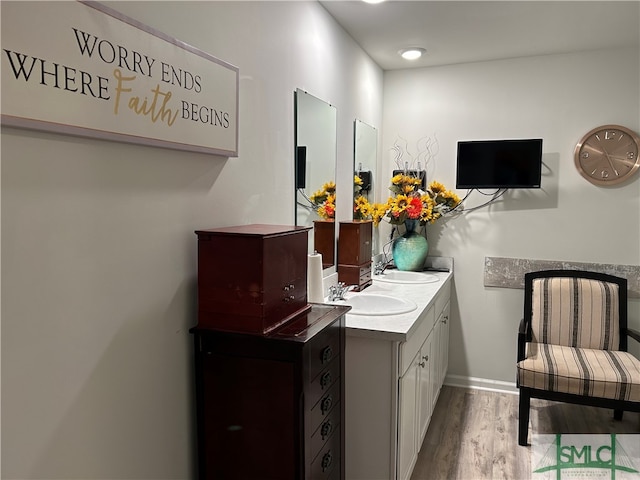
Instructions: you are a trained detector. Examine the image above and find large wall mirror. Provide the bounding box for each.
[294,89,337,272]
[353,119,379,255]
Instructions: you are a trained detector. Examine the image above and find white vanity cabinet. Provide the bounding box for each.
[345,274,451,480]
[398,323,434,480]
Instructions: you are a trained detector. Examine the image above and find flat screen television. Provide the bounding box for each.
[456,139,543,189]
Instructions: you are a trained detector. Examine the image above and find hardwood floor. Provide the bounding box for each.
[411,386,640,480]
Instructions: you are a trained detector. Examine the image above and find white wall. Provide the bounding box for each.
[382,47,640,386]
[1,2,383,478]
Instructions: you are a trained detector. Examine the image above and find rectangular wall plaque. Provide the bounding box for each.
[1,1,238,156]
[484,256,640,298]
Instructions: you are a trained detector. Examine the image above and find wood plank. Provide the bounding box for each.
[456,390,494,479]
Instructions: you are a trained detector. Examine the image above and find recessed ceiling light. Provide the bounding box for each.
[399,48,426,60]
[362,0,385,3]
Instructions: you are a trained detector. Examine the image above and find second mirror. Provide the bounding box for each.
[294,89,337,271]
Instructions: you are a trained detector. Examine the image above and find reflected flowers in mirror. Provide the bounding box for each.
[354,174,373,220]
[310,181,336,220]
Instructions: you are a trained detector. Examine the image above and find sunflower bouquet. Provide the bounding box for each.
[370,174,461,226]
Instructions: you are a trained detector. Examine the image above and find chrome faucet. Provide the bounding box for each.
[374,261,391,275]
[328,282,355,301]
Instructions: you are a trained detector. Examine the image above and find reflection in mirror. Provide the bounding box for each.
[353,119,379,255]
[294,89,337,271]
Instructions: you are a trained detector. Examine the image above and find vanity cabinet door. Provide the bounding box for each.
[438,300,450,388]
[417,333,433,446]
[397,352,419,480]
[430,319,441,413]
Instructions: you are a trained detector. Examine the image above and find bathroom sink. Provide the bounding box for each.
[373,270,440,284]
[329,293,417,316]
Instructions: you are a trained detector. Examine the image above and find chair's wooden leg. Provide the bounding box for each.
[614,409,623,420]
[518,389,530,446]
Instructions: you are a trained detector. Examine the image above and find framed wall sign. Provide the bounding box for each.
[1,1,239,156]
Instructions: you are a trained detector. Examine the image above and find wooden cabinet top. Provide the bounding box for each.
[192,303,350,344]
[195,223,311,238]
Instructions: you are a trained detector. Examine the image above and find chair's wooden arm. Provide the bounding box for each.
[518,317,528,335]
[626,328,640,344]
[517,318,530,362]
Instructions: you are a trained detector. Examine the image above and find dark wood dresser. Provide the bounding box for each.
[337,220,372,291]
[190,303,349,480]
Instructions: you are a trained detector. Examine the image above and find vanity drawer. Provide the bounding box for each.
[310,429,341,479]
[309,402,341,460]
[306,358,341,406]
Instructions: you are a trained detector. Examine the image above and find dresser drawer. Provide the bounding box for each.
[309,401,341,461]
[308,381,341,432]
[306,357,341,407]
[310,429,341,479]
[306,322,340,381]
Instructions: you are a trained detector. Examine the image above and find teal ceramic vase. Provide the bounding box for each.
[392,219,428,271]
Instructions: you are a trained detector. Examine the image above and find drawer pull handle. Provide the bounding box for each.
[320,371,332,389]
[419,355,428,368]
[321,451,333,472]
[321,420,333,439]
[321,395,333,414]
[442,315,448,324]
[321,346,333,364]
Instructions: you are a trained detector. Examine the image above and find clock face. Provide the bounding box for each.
[574,125,640,186]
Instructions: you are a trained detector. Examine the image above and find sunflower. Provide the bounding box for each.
[354,195,373,220]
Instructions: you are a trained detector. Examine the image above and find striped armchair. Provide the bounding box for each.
[516,270,640,446]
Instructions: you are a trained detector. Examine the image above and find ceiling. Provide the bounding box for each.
[319,1,640,71]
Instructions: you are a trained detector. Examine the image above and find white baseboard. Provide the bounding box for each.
[444,374,518,395]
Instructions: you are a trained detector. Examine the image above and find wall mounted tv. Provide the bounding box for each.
[456,138,543,189]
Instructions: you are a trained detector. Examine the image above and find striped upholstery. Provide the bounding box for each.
[517,343,640,401]
[530,277,620,350]
[517,271,637,446]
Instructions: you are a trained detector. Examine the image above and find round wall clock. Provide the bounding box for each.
[574,124,640,186]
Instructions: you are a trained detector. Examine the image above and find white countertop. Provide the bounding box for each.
[340,270,453,343]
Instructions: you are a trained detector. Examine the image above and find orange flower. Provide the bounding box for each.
[406,196,423,219]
